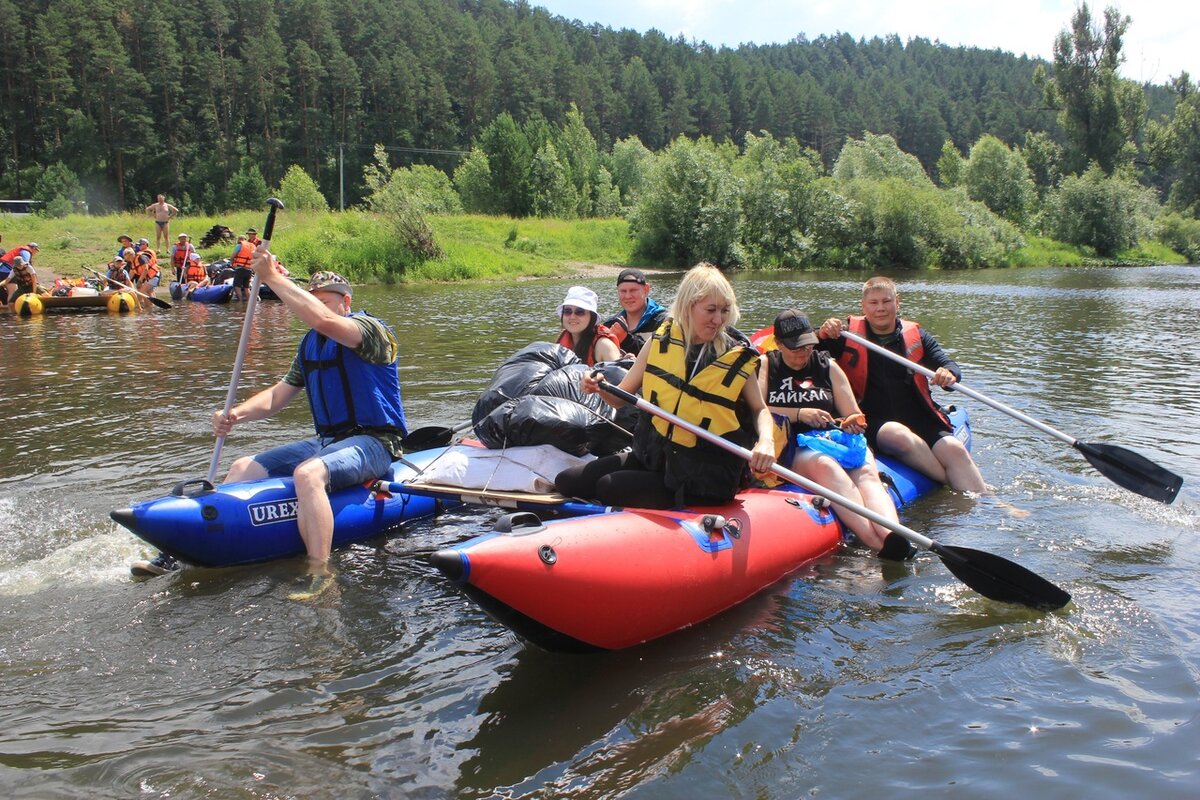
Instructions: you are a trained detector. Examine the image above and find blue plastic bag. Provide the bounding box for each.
[794,428,868,469]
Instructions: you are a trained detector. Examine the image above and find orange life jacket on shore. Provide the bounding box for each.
[135,248,160,280]
[231,241,254,268]
[171,243,194,270]
[1,245,34,267]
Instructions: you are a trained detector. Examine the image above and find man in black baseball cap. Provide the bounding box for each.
[604,268,666,355]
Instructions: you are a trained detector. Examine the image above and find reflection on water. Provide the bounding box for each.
[1,266,1198,797]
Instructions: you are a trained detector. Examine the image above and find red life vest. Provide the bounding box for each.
[838,316,950,428]
[171,243,194,270]
[185,260,207,282]
[135,248,160,280]
[231,241,254,268]
[1,245,34,266]
[556,324,621,367]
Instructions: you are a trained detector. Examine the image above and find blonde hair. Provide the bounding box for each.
[862,275,897,297]
[668,263,740,355]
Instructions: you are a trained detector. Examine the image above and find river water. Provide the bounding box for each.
[1,266,1197,798]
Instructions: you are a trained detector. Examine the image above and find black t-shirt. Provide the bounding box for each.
[764,349,835,432]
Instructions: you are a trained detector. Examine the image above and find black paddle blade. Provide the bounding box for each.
[401,426,457,451]
[149,295,172,310]
[402,420,474,451]
[932,544,1071,611]
[1074,441,1183,504]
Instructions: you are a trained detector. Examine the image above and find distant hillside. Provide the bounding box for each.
[0,0,1175,211]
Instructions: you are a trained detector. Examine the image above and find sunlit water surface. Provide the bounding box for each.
[1,265,1197,798]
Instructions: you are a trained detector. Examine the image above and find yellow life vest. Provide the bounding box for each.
[641,318,758,447]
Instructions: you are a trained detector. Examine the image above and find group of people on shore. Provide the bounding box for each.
[139,194,262,300]
[102,225,263,306]
[134,243,988,587]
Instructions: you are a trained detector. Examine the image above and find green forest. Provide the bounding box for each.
[3,0,1199,270]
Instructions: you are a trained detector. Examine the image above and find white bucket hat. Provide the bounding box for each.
[556,285,599,317]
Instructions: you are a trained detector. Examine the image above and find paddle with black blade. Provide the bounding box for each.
[84,266,172,309]
[400,420,474,451]
[206,197,284,484]
[839,329,1183,504]
[594,376,1071,611]
[168,239,195,301]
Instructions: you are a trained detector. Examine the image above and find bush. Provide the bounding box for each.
[832,132,933,189]
[271,211,430,282]
[591,166,623,218]
[529,142,577,218]
[736,133,825,267]
[836,177,1021,269]
[607,136,655,210]
[1156,213,1200,263]
[226,161,269,210]
[43,196,74,218]
[277,165,329,211]
[364,147,461,216]
[1042,165,1148,257]
[453,148,494,213]
[359,146,443,261]
[392,165,463,215]
[629,136,743,267]
[963,134,1035,226]
[33,162,86,218]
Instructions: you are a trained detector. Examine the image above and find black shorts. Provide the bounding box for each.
[867,413,953,450]
[232,267,252,289]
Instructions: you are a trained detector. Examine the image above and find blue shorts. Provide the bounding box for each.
[143,275,161,288]
[251,434,394,491]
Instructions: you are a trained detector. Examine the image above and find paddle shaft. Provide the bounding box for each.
[839,330,1078,446]
[596,377,1071,610]
[84,267,171,309]
[838,329,1181,503]
[206,199,283,483]
[596,379,935,550]
[382,481,612,517]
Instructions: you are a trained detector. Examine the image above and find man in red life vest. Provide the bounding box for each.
[0,241,39,304]
[817,276,986,493]
[170,233,196,283]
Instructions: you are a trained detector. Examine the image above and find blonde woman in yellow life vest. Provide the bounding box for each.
[555,262,775,509]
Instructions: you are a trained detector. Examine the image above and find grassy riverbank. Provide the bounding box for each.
[2,210,1186,283]
[1,211,643,282]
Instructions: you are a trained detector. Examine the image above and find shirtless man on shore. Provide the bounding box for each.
[145,194,179,251]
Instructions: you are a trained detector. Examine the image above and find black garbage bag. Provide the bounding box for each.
[472,342,636,456]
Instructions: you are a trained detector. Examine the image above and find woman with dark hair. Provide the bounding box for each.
[555,285,621,366]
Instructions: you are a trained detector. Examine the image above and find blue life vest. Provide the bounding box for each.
[298,311,408,439]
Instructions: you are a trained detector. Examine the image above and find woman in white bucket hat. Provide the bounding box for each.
[554,285,621,366]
